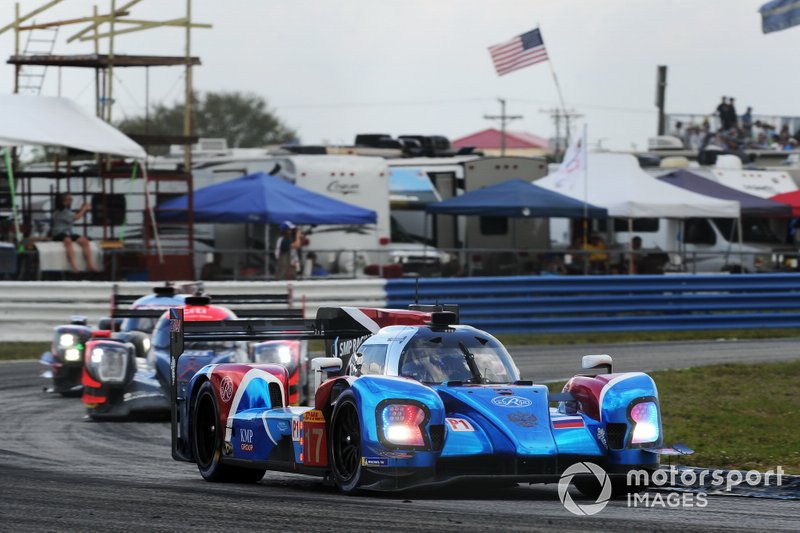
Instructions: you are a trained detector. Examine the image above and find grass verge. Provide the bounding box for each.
[549,360,800,473]
[0,342,49,361]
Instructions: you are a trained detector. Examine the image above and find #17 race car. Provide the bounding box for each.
[82,292,305,420]
[168,305,692,494]
[39,283,187,396]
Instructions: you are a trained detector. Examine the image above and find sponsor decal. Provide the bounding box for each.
[361,457,389,467]
[292,417,302,442]
[553,419,585,429]
[239,428,254,452]
[491,395,532,408]
[366,446,414,459]
[220,376,234,403]
[445,417,475,432]
[335,334,372,358]
[303,409,325,423]
[596,427,607,448]
[507,412,538,427]
[327,181,359,195]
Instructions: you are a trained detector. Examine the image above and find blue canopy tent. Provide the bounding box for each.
[157,172,377,224]
[657,170,792,218]
[158,172,376,278]
[425,178,608,218]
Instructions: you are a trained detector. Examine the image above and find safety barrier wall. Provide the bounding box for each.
[6,274,800,341]
[0,279,387,342]
[385,273,800,333]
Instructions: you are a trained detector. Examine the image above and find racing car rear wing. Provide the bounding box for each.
[111,282,295,318]
[168,305,456,461]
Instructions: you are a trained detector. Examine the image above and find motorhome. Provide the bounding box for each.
[546,153,798,273]
[389,155,550,275]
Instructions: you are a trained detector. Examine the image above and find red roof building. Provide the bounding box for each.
[452,128,551,156]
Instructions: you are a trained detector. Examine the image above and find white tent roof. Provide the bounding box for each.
[0,94,146,160]
[536,152,740,218]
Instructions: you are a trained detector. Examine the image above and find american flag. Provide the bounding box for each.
[488,27,549,76]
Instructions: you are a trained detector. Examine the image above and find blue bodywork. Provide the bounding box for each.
[178,321,665,489]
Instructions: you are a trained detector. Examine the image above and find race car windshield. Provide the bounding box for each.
[398,333,519,384]
[120,316,157,333]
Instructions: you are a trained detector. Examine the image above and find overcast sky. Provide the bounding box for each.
[0,0,795,151]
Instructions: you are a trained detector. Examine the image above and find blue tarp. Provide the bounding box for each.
[658,170,793,217]
[425,178,608,218]
[760,0,800,33]
[157,172,377,225]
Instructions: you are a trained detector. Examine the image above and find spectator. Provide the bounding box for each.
[52,193,99,273]
[275,221,301,280]
[685,126,702,151]
[727,98,739,130]
[628,236,643,274]
[715,97,732,130]
[741,106,753,138]
[670,121,685,146]
[585,233,609,274]
[304,251,329,277]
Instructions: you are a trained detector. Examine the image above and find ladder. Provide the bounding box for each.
[16,23,59,95]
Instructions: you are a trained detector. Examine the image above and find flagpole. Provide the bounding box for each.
[581,124,589,274]
[547,60,570,145]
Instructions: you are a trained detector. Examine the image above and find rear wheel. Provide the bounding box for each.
[192,381,265,483]
[329,393,365,493]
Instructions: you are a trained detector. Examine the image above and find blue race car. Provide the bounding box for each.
[168,305,691,495]
[83,291,304,420]
[39,283,187,396]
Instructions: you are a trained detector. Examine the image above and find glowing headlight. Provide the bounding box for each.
[380,403,426,447]
[59,333,75,347]
[86,342,129,384]
[142,338,151,353]
[64,348,81,362]
[252,341,298,371]
[630,401,660,445]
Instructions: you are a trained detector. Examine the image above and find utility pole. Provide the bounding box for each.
[540,108,584,161]
[656,65,667,136]
[484,98,522,156]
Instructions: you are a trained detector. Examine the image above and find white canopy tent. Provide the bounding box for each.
[536,152,741,218]
[537,152,742,272]
[0,94,146,159]
[0,94,160,259]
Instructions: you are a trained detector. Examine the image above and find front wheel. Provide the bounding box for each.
[192,381,265,483]
[329,393,366,494]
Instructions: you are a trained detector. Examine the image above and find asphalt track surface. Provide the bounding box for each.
[1,339,799,532]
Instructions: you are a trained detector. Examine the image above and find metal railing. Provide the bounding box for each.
[2,245,798,282]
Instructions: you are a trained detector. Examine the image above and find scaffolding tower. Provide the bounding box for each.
[0,0,211,280]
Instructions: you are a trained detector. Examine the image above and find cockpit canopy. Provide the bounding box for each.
[351,326,520,385]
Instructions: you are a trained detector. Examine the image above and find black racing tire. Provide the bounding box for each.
[574,473,649,500]
[329,392,366,494]
[192,381,265,483]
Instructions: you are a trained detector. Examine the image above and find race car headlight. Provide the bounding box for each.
[59,333,75,347]
[252,341,299,373]
[142,337,151,353]
[86,342,130,384]
[630,400,660,445]
[378,402,428,448]
[64,348,81,362]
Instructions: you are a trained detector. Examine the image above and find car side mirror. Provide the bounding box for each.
[582,354,613,374]
[311,357,343,393]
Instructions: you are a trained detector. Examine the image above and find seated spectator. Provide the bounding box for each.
[305,251,329,277]
[585,234,609,274]
[52,193,99,273]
